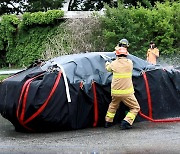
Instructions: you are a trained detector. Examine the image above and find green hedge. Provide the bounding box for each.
[0,10,64,67]
[22,10,64,26]
[0,2,179,68]
[100,1,180,58]
[6,26,56,66]
[0,15,20,66]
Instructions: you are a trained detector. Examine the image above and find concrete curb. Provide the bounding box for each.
[0,69,22,75]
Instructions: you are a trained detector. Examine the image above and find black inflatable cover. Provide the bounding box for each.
[0,52,180,132]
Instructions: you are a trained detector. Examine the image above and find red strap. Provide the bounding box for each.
[139,111,180,122]
[79,81,83,89]
[17,78,31,119]
[142,72,153,118]
[92,81,98,127]
[17,71,62,131]
[20,81,31,122]
[140,71,180,122]
[24,71,62,124]
[17,73,44,119]
[17,73,45,131]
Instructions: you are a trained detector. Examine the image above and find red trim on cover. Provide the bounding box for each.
[17,73,44,119]
[139,111,180,122]
[16,78,31,119]
[80,81,83,89]
[140,71,180,122]
[142,72,153,118]
[16,73,45,131]
[24,71,62,125]
[20,81,31,122]
[92,81,98,127]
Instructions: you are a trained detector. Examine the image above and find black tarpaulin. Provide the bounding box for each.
[0,52,180,132]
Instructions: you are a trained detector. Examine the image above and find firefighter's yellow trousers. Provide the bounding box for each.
[105,94,140,125]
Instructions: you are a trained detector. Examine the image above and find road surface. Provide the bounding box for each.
[0,115,180,154]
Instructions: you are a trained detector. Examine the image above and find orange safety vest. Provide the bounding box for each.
[146,48,159,65]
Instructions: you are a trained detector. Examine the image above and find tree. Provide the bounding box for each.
[0,0,24,15]
[1,0,178,15]
[68,0,113,11]
[25,0,64,12]
[0,0,64,15]
[68,0,179,11]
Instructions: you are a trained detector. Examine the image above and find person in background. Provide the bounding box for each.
[104,39,140,130]
[146,41,159,64]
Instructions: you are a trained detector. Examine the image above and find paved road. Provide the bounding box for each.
[0,115,180,154]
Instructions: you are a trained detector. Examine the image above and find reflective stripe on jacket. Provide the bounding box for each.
[106,57,134,96]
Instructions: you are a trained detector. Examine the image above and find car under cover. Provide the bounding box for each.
[0,52,180,132]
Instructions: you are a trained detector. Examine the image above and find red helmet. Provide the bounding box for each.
[115,47,128,56]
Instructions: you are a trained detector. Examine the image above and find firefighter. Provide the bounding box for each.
[146,41,159,64]
[104,45,140,129]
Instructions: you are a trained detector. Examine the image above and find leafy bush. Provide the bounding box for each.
[100,1,180,58]
[0,15,20,66]
[0,10,64,67]
[22,10,64,26]
[0,3,179,68]
[6,26,57,66]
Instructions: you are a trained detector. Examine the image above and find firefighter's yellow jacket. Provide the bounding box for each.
[106,57,134,96]
[146,48,159,64]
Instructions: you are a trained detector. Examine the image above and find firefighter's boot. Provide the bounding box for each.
[104,121,113,128]
[120,120,132,130]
